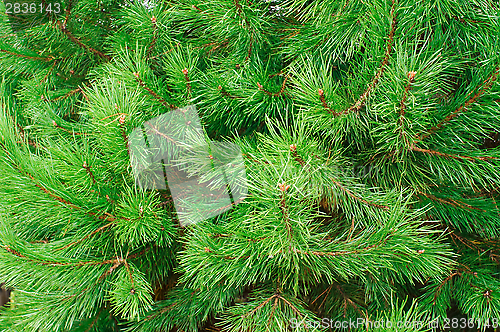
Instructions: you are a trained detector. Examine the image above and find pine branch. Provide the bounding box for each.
[310,284,333,308]
[398,71,416,145]
[268,295,279,325]
[449,232,483,253]
[143,302,179,322]
[417,190,485,212]
[203,237,392,260]
[245,32,253,61]
[2,0,498,328]
[51,120,87,135]
[144,122,179,145]
[241,293,276,318]
[217,85,243,99]
[40,60,57,83]
[432,271,460,305]
[56,222,115,251]
[241,292,306,324]
[58,23,111,60]
[50,87,83,102]
[57,1,111,61]
[10,165,126,224]
[147,43,180,61]
[330,177,389,210]
[419,66,500,140]
[256,75,289,97]
[342,0,397,115]
[4,245,121,268]
[82,161,96,185]
[0,49,54,62]
[133,72,175,109]
[335,283,366,318]
[317,88,340,116]
[14,121,39,148]
[242,153,270,164]
[84,308,103,332]
[289,144,306,166]
[146,16,158,59]
[199,196,246,215]
[410,145,498,162]
[278,182,293,243]
[451,15,483,25]
[182,67,192,94]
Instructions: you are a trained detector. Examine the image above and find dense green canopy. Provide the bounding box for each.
[0,0,499,331]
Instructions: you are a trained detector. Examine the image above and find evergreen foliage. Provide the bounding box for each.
[0,0,499,331]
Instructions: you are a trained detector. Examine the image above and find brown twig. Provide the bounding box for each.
[276,294,305,319]
[241,294,276,318]
[241,292,307,329]
[197,197,247,216]
[433,272,459,304]
[182,68,192,94]
[234,0,243,16]
[417,190,485,212]
[82,161,96,184]
[204,238,390,261]
[41,60,57,83]
[144,122,179,145]
[58,22,111,61]
[51,87,83,102]
[133,72,176,109]
[311,284,333,306]
[56,222,114,251]
[123,260,135,292]
[449,232,482,253]
[335,283,366,317]
[398,72,416,144]
[191,4,203,11]
[119,116,129,150]
[318,89,340,116]
[147,43,180,61]
[84,308,103,332]
[15,122,39,148]
[268,296,279,325]
[242,153,270,164]
[257,75,289,97]
[4,245,126,268]
[0,49,54,62]
[58,0,110,61]
[25,169,124,223]
[342,0,397,115]
[410,145,497,162]
[147,16,158,59]
[419,66,500,140]
[290,144,306,166]
[278,182,293,243]
[330,177,389,210]
[245,32,253,61]
[52,120,86,135]
[451,14,483,25]
[217,85,243,99]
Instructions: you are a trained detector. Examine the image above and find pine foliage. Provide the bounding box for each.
[0,0,499,331]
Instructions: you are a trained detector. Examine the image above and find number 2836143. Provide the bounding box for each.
[4,2,61,14]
